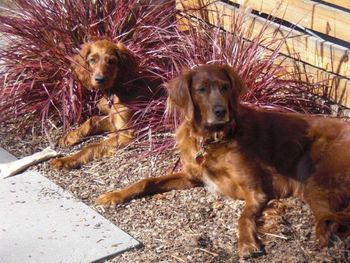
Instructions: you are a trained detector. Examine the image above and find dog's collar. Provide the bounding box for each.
[194,137,229,165]
[194,121,236,165]
[194,140,206,165]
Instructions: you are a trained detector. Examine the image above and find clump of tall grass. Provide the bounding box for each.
[0,0,178,134]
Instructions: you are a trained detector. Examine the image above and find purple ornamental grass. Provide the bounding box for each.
[0,0,178,134]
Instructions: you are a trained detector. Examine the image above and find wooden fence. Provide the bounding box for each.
[177,0,350,108]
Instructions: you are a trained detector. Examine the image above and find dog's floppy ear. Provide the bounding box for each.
[221,65,247,96]
[166,71,194,120]
[115,42,137,83]
[222,65,247,115]
[72,43,92,88]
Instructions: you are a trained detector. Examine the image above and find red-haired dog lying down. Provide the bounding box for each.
[96,64,350,258]
[50,39,155,170]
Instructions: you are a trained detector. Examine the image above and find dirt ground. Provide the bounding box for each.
[0,120,349,263]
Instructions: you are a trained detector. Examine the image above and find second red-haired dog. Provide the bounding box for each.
[96,64,350,257]
[50,40,153,170]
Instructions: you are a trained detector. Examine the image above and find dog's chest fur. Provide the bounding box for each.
[177,123,250,199]
[200,148,249,199]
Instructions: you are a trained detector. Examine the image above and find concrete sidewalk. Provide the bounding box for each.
[0,147,140,263]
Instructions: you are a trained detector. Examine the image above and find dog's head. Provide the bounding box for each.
[72,39,136,91]
[166,64,246,135]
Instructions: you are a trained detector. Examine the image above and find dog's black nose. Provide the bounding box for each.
[213,105,226,118]
[95,75,105,84]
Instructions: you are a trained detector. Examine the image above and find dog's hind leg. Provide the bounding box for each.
[257,200,287,235]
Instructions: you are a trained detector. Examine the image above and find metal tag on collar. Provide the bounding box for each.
[195,151,205,165]
[195,139,206,165]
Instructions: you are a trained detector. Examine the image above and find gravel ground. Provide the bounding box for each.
[0,119,349,263]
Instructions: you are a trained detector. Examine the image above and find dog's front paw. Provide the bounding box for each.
[96,191,124,206]
[58,132,80,147]
[238,238,264,259]
[49,157,79,170]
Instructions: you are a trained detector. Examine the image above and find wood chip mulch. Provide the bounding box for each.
[0,119,349,263]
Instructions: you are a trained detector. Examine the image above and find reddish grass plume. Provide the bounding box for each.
[0,0,178,136]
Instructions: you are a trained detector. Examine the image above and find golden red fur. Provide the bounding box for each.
[96,64,350,258]
[50,39,152,170]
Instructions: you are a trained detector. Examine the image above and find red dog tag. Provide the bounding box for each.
[195,151,205,165]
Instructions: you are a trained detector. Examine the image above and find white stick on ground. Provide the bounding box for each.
[0,147,58,179]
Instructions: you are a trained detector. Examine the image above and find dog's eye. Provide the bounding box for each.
[108,58,117,65]
[220,84,229,92]
[88,58,96,65]
[196,87,206,93]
